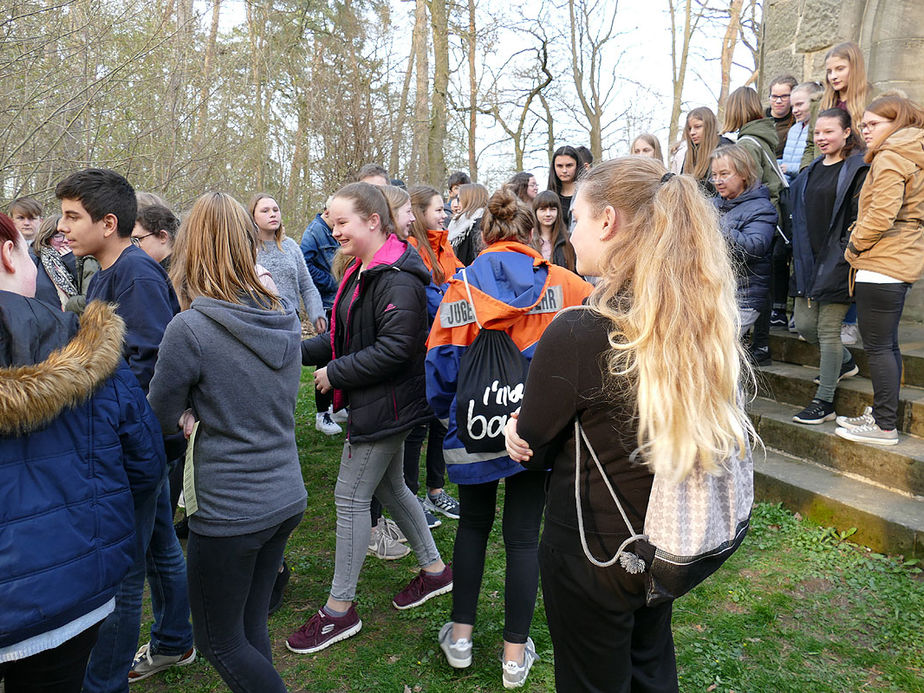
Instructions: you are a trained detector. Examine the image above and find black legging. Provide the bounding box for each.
[451,469,547,644]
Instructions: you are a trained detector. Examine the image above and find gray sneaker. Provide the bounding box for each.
[128,643,196,683]
[367,520,410,560]
[835,422,899,446]
[502,637,538,689]
[381,517,407,543]
[438,622,472,669]
[835,406,875,430]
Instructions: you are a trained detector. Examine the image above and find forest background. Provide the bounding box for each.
[1,0,761,224]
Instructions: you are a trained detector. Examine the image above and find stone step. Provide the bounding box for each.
[755,362,924,437]
[755,448,924,558]
[767,326,924,389]
[747,397,924,497]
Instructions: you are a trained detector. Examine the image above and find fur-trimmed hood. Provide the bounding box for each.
[0,296,124,435]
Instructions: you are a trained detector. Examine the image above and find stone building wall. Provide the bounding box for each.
[760,0,924,320]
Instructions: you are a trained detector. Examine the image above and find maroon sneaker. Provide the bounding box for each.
[392,565,453,610]
[285,607,362,654]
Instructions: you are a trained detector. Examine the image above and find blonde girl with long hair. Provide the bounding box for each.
[504,157,754,691]
[680,107,731,194]
[800,41,876,169]
[148,193,306,693]
[630,133,664,163]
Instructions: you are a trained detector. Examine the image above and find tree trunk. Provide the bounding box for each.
[410,0,429,185]
[667,0,696,147]
[247,1,267,190]
[466,0,477,180]
[717,0,744,123]
[389,49,415,178]
[195,0,221,146]
[428,0,448,188]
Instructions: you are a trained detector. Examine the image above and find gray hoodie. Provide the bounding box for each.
[148,296,307,537]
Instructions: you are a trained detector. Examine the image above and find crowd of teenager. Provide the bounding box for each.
[2,37,924,693]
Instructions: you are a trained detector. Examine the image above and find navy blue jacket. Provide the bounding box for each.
[790,153,869,304]
[713,184,777,312]
[300,214,339,309]
[86,244,179,393]
[0,295,165,649]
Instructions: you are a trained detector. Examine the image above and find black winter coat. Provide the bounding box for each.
[301,235,433,443]
[790,153,869,303]
[713,184,778,312]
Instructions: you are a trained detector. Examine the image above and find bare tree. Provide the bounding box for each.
[667,0,708,147]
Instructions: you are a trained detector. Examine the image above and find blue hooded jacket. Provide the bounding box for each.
[713,184,777,312]
[300,213,339,309]
[0,296,165,649]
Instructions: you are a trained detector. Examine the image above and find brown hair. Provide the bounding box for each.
[171,192,282,312]
[683,107,721,180]
[408,185,445,283]
[630,134,664,163]
[723,87,764,133]
[507,172,534,203]
[863,94,924,163]
[8,196,42,219]
[532,190,576,271]
[248,193,284,250]
[457,184,489,218]
[820,41,872,127]
[378,184,410,236]
[35,215,63,250]
[768,75,798,93]
[710,144,759,190]
[482,187,533,246]
[0,213,20,244]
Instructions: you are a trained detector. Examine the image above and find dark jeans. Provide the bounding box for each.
[855,282,911,430]
[751,292,772,352]
[0,622,100,693]
[451,470,546,644]
[403,419,447,493]
[187,512,302,693]
[315,309,334,415]
[539,543,678,693]
[771,237,792,311]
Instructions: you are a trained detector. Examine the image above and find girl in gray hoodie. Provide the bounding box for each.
[148,193,306,693]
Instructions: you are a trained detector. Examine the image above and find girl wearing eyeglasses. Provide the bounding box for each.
[835,95,924,446]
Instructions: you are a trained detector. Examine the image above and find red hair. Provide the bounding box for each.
[0,213,19,244]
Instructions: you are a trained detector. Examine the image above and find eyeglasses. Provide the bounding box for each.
[709,175,735,185]
[859,119,892,132]
[130,233,155,246]
[527,182,539,191]
[770,94,791,102]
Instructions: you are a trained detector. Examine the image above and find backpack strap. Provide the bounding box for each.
[739,135,790,189]
[574,418,647,573]
[460,268,483,330]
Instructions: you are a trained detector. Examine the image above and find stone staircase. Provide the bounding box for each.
[749,326,924,558]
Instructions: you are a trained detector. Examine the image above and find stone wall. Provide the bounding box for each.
[760,0,924,321]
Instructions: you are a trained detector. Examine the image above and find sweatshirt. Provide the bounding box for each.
[86,244,180,393]
[147,296,307,537]
[257,237,324,323]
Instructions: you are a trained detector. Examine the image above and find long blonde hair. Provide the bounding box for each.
[682,107,720,180]
[171,192,282,312]
[579,157,755,480]
[820,41,872,127]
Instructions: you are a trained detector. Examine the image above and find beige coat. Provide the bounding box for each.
[845,127,924,284]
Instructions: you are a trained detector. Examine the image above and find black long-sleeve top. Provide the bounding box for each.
[516,307,653,558]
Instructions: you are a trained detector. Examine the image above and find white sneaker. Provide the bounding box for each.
[438,622,472,668]
[315,412,342,436]
[835,422,899,446]
[841,323,860,345]
[330,407,348,424]
[367,520,410,560]
[502,637,538,689]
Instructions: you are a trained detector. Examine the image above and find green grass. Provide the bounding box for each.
[136,369,924,692]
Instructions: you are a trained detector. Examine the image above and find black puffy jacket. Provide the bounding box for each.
[301,235,433,443]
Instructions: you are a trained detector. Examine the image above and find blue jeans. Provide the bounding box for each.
[83,473,193,693]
